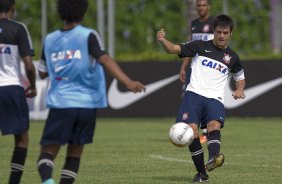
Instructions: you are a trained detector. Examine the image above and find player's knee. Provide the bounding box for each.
[207,120,221,132]
[15,131,29,148]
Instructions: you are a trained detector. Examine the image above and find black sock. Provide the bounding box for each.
[59,157,80,184]
[37,152,55,182]
[207,130,221,160]
[189,138,207,175]
[9,147,27,184]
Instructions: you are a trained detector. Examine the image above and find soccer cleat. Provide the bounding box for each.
[192,173,209,182]
[43,178,55,184]
[205,153,225,172]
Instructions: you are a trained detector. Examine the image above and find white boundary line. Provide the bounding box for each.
[149,154,282,169]
[149,154,193,163]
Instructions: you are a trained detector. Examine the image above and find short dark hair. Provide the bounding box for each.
[197,0,211,5]
[57,0,88,23]
[0,0,15,13]
[213,14,234,32]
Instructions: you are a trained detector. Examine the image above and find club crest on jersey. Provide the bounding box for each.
[51,49,81,62]
[223,53,232,64]
[182,112,189,121]
[203,24,210,33]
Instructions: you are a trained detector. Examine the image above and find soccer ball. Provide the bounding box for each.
[169,122,194,147]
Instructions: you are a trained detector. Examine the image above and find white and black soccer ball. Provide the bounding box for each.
[169,122,194,147]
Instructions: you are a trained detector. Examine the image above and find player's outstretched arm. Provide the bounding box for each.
[156,29,181,54]
[232,79,246,100]
[99,54,145,93]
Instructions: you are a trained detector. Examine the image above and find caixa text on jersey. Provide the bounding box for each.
[0,46,11,54]
[51,49,82,62]
[202,59,228,75]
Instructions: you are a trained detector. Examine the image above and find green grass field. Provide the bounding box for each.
[0,117,281,184]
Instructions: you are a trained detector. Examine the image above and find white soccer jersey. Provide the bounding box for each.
[0,18,34,87]
[179,40,245,104]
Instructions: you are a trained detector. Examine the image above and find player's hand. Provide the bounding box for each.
[179,68,186,83]
[232,89,245,100]
[25,86,37,98]
[126,81,146,93]
[157,29,166,42]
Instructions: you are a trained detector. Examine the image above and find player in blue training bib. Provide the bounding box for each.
[36,1,145,184]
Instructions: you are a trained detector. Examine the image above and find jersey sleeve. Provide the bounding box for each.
[178,40,199,58]
[231,56,245,81]
[88,32,107,59]
[17,23,34,57]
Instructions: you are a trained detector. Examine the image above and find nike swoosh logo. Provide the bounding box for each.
[55,65,66,72]
[108,75,178,109]
[224,76,282,109]
[55,63,71,72]
[205,50,212,52]
[108,74,282,110]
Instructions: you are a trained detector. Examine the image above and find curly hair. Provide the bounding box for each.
[57,0,88,23]
[0,0,15,13]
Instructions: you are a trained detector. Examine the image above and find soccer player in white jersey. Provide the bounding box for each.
[36,0,145,184]
[179,0,214,144]
[0,0,37,183]
[157,15,246,182]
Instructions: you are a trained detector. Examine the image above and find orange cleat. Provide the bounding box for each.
[200,134,208,144]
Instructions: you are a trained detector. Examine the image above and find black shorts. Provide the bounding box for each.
[40,108,97,146]
[0,85,29,135]
[176,91,225,128]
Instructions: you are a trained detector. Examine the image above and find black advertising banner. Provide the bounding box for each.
[98,60,282,117]
[27,60,282,119]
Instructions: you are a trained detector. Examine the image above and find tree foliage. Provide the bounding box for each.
[14,0,275,61]
[210,0,271,59]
